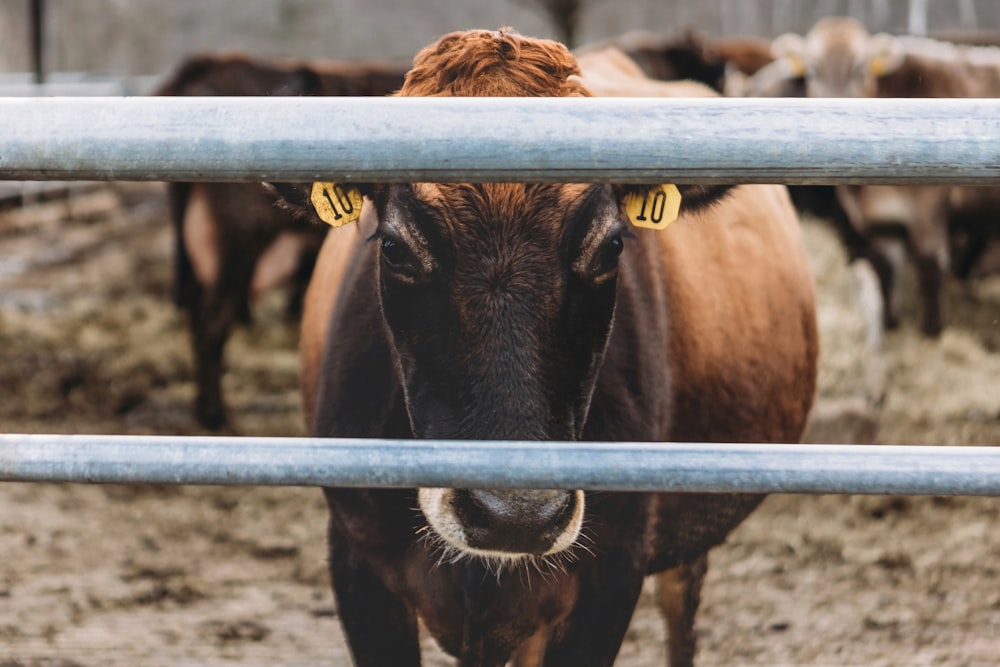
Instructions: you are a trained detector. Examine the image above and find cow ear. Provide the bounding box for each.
[866,33,905,77]
[264,182,374,228]
[614,184,733,231]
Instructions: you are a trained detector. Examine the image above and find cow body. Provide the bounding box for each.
[156,53,406,428]
[295,30,817,667]
[767,17,1000,336]
[576,29,728,92]
[576,29,775,96]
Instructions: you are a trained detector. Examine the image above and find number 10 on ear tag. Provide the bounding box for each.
[311,182,363,227]
[625,184,682,231]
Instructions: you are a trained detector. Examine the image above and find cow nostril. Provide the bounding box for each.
[453,489,493,531]
[451,489,578,554]
[463,489,571,528]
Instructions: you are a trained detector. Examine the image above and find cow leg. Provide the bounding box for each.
[189,242,262,430]
[950,217,989,281]
[951,230,988,280]
[510,628,548,667]
[915,253,945,337]
[180,184,236,429]
[328,538,421,666]
[655,554,708,667]
[866,236,906,331]
[457,639,511,667]
[540,551,646,667]
[909,192,951,337]
[189,281,238,430]
[911,224,950,338]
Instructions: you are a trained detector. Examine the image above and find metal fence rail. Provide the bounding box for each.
[0,96,998,184]
[1,434,998,495]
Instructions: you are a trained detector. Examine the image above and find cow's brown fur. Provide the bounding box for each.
[402,29,588,98]
[295,29,817,667]
[157,53,406,429]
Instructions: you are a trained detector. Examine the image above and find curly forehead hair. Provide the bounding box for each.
[399,27,590,97]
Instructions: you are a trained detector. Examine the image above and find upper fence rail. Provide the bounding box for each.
[2,434,999,496]
[0,96,998,185]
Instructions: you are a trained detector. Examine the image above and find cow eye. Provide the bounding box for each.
[595,232,624,273]
[606,234,624,257]
[380,236,416,273]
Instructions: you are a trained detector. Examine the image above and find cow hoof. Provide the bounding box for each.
[921,320,943,338]
[197,400,229,431]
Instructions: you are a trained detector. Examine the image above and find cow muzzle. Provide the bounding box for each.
[418,488,584,558]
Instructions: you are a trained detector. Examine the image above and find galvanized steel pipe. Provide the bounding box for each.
[1,434,998,495]
[0,96,998,184]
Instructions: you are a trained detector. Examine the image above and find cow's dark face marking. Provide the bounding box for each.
[372,182,623,442]
[369,182,625,557]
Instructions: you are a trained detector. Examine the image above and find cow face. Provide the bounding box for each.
[371,182,623,442]
[773,16,905,97]
[370,181,633,560]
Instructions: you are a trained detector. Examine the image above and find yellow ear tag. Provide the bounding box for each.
[310,182,363,227]
[625,184,682,231]
[869,56,885,77]
[787,54,806,77]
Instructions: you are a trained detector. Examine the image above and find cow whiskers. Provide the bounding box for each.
[416,523,579,582]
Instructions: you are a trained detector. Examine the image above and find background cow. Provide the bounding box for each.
[576,29,774,95]
[277,28,818,667]
[155,53,407,429]
[765,16,1000,339]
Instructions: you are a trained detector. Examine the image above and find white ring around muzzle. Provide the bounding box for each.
[417,487,585,559]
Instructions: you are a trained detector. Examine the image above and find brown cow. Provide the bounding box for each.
[155,53,407,429]
[279,29,817,667]
[576,29,727,92]
[768,17,1000,337]
[576,29,775,95]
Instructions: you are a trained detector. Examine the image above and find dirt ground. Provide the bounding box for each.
[0,183,997,666]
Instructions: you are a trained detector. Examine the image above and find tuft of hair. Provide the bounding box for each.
[399,27,590,98]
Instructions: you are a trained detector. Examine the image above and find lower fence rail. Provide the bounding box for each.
[0,434,997,495]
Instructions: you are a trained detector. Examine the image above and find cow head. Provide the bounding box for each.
[772,16,905,97]
[273,29,729,564]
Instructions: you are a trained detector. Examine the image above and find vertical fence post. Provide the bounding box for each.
[29,0,44,85]
[909,0,929,35]
[958,0,977,28]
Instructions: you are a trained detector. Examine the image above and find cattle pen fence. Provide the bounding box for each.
[0,95,998,496]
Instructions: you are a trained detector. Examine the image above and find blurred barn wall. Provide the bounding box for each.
[1,0,999,79]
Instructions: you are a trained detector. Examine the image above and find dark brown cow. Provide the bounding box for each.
[712,34,776,76]
[577,29,775,95]
[575,29,727,92]
[281,29,817,667]
[768,17,1000,337]
[155,53,407,429]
